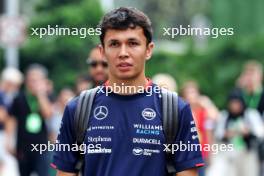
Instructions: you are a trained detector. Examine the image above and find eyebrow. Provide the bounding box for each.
[107,37,140,43]
[108,39,119,43]
[127,38,140,42]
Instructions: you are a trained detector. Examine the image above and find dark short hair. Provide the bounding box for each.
[98,7,153,46]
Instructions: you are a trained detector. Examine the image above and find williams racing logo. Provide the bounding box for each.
[133,124,163,136]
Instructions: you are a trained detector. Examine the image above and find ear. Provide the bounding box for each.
[146,42,154,61]
[99,44,105,58]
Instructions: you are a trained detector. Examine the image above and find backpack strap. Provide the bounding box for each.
[74,87,99,171]
[161,88,179,174]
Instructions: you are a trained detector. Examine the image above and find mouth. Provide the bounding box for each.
[117,62,133,71]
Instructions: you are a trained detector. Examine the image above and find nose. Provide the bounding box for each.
[118,44,129,60]
[96,65,104,72]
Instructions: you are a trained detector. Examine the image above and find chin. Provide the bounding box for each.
[95,77,106,83]
[116,72,137,80]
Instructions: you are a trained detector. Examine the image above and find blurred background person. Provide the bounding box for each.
[46,79,57,103]
[0,96,14,175]
[181,80,218,176]
[214,90,264,176]
[87,45,108,87]
[0,68,23,176]
[0,68,24,148]
[0,68,24,109]
[75,74,93,95]
[7,64,52,176]
[152,73,178,92]
[0,96,5,172]
[47,87,75,176]
[0,102,19,176]
[236,60,264,115]
[48,88,75,143]
[236,60,264,176]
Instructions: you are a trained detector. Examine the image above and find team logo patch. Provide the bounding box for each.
[141,108,156,120]
[93,106,108,120]
[133,147,144,155]
[132,147,160,156]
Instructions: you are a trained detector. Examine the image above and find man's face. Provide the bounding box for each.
[183,86,200,105]
[26,70,47,95]
[101,27,154,81]
[88,48,108,85]
[228,99,243,115]
[243,68,263,92]
[59,89,75,106]
[0,80,20,94]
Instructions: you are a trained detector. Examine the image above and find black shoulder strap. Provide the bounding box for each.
[161,88,179,174]
[74,87,99,171]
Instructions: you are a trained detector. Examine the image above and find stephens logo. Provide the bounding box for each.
[141,108,156,120]
[87,136,111,143]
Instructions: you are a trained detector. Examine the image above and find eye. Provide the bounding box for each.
[129,41,139,47]
[109,41,119,47]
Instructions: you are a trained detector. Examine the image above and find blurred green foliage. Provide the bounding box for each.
[212,0,264,35]
[1,0,263,108]
[20,0,103,92]
[147,35,264,108]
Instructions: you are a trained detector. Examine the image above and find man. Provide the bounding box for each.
[181,81,219,176]
[237,60,264,116]
[152,73,178,92]
[52,7,204,176]
[87,46,108,86]
[8,64,52,176]
[0,67,23,176]
[0,67,24,108]
[236,60,264,176]
[0,67,24,150]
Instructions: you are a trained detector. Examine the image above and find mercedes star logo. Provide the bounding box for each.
[93,106,108,120]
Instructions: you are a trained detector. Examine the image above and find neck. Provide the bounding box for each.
[247,84,262,94]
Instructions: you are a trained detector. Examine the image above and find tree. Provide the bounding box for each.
[20,0,103,92]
